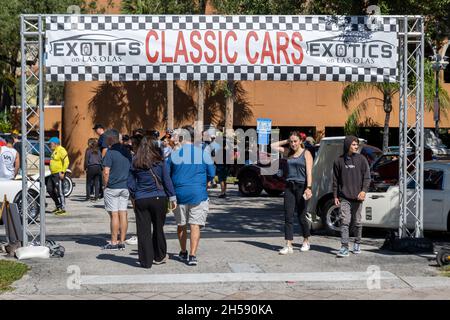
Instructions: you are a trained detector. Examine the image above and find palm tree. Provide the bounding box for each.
[121,0,203,130]
[342,60,450,152]
[342,82,398,152]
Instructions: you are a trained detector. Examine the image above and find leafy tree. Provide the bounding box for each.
[342,61,450,151]
[210,0,305,15]
[122,0,204,14]
[0,0,114,112]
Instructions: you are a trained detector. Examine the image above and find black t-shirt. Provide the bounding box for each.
[13,142,22,168]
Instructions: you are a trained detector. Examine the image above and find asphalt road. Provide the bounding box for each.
[1,179,449,298]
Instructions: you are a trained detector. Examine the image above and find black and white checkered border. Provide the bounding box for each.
[45,64,397,83]
[45,15,398,33]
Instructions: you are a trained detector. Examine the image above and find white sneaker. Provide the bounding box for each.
[300,242,310,252]
[125,236,138,245]
[279,246,293,255]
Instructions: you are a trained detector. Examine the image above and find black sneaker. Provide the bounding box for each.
[154,254,169,265]
[188,255,198,266]
[118,243,125,251]
[102,243,119,250]
[177,250,188,261]
[218,193,227,199]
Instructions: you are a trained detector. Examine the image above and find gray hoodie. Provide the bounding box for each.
[332,136,371,201]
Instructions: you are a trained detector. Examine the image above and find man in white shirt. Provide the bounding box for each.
[0,135,20,180]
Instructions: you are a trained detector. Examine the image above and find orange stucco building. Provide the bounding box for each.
[57,0,450,176]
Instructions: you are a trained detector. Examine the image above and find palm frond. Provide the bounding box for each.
[343,98,372,135]
[341,82,375,109]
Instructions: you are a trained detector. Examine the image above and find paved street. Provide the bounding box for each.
[1,179,449,300]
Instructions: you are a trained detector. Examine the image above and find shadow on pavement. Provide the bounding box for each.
[225,240,282,252]
[295,243,337,256]
[75,235,110,247]
[97,253,140,268]
[206,202,285,236]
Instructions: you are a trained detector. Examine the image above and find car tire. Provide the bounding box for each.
[320,198,342,236]
[437,248,450,267]
[13,189,40,223]
[238,172,263,197]
[63,174,74,198]
[264,189,283,197]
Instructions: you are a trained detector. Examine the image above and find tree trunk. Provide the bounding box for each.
[197,80,204,130]
[167,80,174,130]
[383,111,391,153]
[225,80,234,134]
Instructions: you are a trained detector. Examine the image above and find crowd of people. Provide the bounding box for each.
[86,124,215,268]
[1,124,368,267]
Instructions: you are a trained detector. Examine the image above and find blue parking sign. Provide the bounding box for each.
[257,118,272,134]
[258,133,270,145]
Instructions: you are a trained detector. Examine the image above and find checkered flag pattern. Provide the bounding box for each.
[45,15,399,83]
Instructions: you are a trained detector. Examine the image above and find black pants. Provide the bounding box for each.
[46,173,65,210]
[284,181,310,240]
[99,169,104,198]
[86,165,102,199]
[134,197,168,268]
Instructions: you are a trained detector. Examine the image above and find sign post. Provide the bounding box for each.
[256,118,272,145]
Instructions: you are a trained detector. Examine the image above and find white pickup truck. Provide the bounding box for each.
[362,161,450,232]
[308,137,449,234]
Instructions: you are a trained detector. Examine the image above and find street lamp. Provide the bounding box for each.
[430,49,449,137]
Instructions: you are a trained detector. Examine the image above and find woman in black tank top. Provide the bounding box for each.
[271,131,314,254]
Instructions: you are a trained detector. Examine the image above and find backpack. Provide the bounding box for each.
[88,150,102,166]
[45,240,65,258]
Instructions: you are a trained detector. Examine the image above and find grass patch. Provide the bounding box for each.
[0,260,29,293]
[442,265,450,277]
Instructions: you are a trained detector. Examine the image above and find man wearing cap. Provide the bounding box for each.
[93,124,108,157]
[48,137,70,216]
[93,124,108,198]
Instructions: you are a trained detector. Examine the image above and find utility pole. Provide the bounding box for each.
[431,46,449,138]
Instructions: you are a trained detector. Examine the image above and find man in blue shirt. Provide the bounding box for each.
[168,126,215,266]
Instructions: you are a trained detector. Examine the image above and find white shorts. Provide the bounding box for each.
[104,188,129,212]
[174,199,209,226]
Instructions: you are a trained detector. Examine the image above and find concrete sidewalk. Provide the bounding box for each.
[1,179,449,300]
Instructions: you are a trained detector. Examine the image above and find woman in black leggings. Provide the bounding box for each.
[271,131,314,254]
[127,137,177,268]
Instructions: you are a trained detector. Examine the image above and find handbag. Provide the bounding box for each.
[148,164,176,212]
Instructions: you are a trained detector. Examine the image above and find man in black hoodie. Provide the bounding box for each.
[333,136,370,257]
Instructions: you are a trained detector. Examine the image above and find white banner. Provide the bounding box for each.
[45,15,399,82]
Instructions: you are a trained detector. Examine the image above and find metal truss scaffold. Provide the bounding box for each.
[398,16,425,238]
[20,15,46,246]
[19,15,425,245]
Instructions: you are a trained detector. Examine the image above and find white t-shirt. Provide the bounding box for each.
[0,146,18,179]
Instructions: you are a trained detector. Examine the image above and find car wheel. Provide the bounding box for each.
[437,248,450,267]
[63,175,74,198]
[264,189,283,197]
[13,189,40,223]
[238,172,263,196]
[320,198,342,236]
